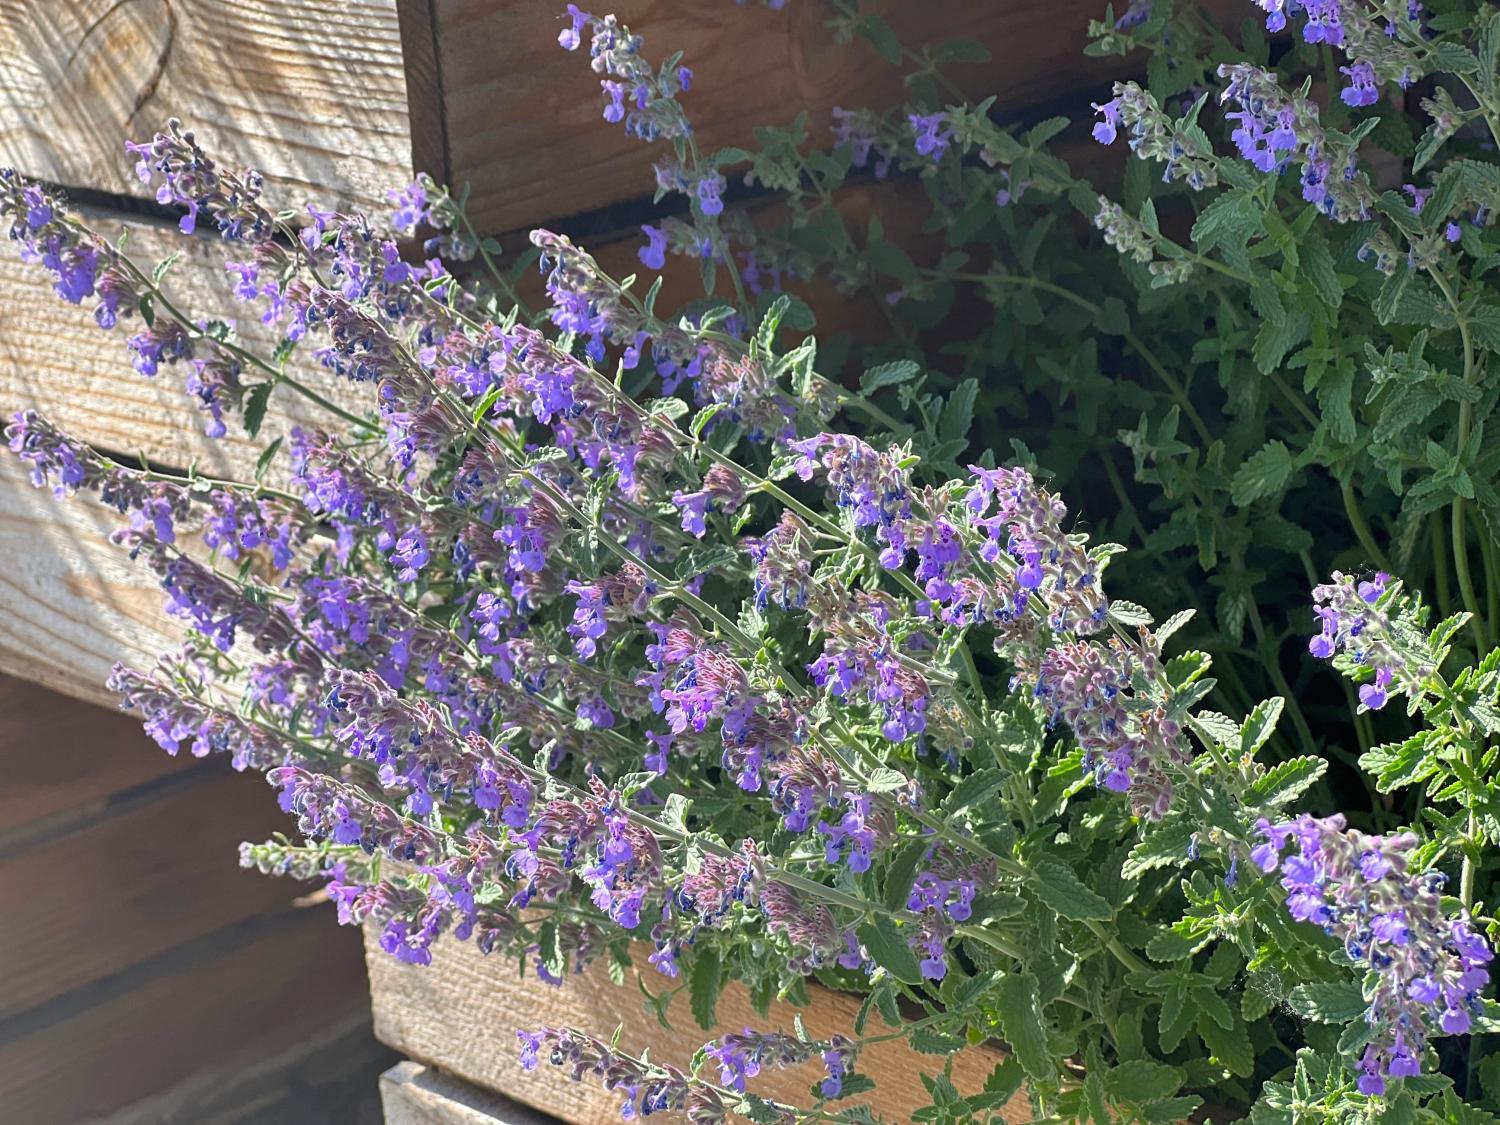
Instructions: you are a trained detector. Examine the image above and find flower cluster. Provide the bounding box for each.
[1254,814,1493,1094]
[1308,570,1427,710]
[8,11,1500,1107]
[1215,64,1375,223]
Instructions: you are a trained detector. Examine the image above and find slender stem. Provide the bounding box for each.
[1427,264,1490,653]
[1340,477,1390,571]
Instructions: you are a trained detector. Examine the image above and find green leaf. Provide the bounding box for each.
[690,948,721,1030]
[1239,697,1284,757]
[242,383,274,438]
[689,402,728,439]
[995,972,1053,1080]
[860,359,920,393]
[1106,1059,1184,1104]
[865,767,907,793]
[854,14,902,65]
[1230,440,1294,507]
[1359,730,1442,793]
[1248,755,1327,807]
[1197,1013,1254,1077]
[253,436,284,483]
[1252,310,1308,374]
[1031,860,1113,921]
[1191,190,1260,264]
[856,917,923,984]
[1109,599,1154,626]
[944,768,1006,812]
[1123,821,1196,879]
[1288,981,1367,1023]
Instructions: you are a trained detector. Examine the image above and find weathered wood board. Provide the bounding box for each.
[0,455,184,707]
[382,1061,561,1125]
[429,0,1157,235]
[0,768,310,1019]
[0,676,392,1125]
[365,925,1028,1124]
[0,0,414,214]
[0,906,372,1124]
[0,206,370,486]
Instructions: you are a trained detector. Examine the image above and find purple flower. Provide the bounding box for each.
[1256,814,1493,1091]
[1340,60,1379,107]
[1092,99,1121,145]
[1308,570,1424,711]
[909,112,952,160]
[696,173,726,216]
[638,223,668,270]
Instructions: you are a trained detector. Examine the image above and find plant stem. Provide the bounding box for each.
[1340,477,1390,571]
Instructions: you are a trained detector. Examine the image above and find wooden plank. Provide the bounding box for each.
[0,454,191,708]
[0,906,371,1125]
[430,0,1154,235]
[0,674,190,832]
[0,0,414,214]
[0,207,371,485]
[365,926,1026,1124]
[382,1061,560,1125]
[92,1011,391,1125]
[0,767,313,1019]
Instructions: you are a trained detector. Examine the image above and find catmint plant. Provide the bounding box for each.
[6,1,1500,1121]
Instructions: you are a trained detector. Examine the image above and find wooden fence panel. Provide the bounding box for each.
[0,207,369,486]
[382,1061,559,1125]
[365,926,1026,1124]
[427,0,1139,235]
[0,0,414,214]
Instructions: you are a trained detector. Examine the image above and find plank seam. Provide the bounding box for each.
[0,904,328,1048]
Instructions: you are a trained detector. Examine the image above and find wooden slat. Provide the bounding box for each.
[430,0,1140,235]
[0,454,187,707]
[0,768,309,1019]
[0,0,414,214]
[0,907,370,1125]
[382,1062,560,1125]
[365,926,1026,1124]
[0,674,189,831]
[0,207,371,485]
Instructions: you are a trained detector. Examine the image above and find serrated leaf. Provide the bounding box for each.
[1359,731,1441,793]
[1031,860,1113,921]
[242,382,273,438]
[945,768,1006,812]
[860,359,920,393]
[1109,599,1154,626]
[1240,697,1284,757]
[865,767,907,792]
[1248,756,1327,807]
[1289,981,1366,1023]
[1198,1012,1254,1076]
[1106,1059,1184,1104]
[995,972,1053,1080]
[1230,441,1294,506]
[690,948,721,1030]
[1123,822,1196,879]
[856,917,923,984]
[882,839,926,913]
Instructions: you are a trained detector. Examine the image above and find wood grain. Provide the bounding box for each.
[383,1061,560,1125]
[0,906,370,1125]
[430,0,1149,235]
[365,926,1028,1124]
[0,0,414,214]
[0,674,189,831]
[0,768,306,1019]
[0,207,372,486]
[0,455,187,707]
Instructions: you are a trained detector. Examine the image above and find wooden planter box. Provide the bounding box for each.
[363,925,1028,1124]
